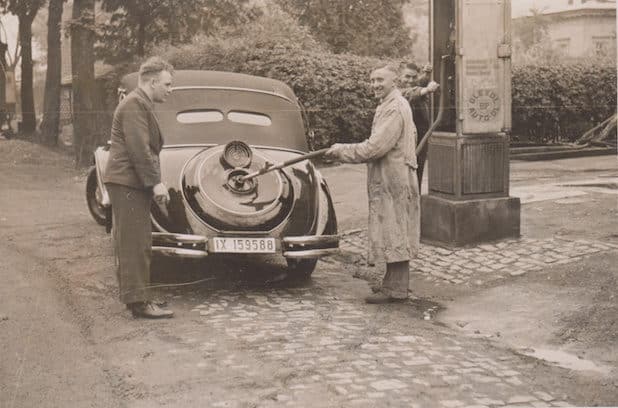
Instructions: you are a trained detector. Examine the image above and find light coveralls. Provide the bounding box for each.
[330,88,420,298]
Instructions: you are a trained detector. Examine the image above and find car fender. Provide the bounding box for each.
[93,146,111,207]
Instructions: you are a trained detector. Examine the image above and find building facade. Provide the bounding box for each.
[513,0,616,60]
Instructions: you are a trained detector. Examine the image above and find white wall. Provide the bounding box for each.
[547,14,616,57]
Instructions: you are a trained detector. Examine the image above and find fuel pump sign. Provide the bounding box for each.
[458,0,511,134]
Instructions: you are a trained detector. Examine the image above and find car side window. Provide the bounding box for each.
[177,110,224,124]
[228,111,272,127]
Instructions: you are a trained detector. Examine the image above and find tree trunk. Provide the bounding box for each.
[71,0,100,166]
[168,0,177,45]
[137,16,145,56]
[40,0,64,146]
[0,41,7,101]
[18,13,36,135]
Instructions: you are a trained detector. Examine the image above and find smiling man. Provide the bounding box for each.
[325,64,420,303]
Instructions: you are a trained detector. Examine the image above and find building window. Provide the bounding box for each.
[555,38,571,53]
[595,41,608,56]
[592,36,614,57]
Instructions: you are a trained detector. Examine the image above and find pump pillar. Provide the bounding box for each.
[421,0,520,247]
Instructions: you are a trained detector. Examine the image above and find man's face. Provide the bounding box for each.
[370,68,397,100]
[151,70,173,103]
[399,68,418,88]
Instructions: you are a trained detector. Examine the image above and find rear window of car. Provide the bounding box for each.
[177,110,224,124]
[228,111,272,127]
[176,109,272,127]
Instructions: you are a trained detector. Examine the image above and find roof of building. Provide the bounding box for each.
[512,0,616,18]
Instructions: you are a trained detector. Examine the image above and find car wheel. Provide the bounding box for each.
[86,166,108,226]
[286,258,317,280]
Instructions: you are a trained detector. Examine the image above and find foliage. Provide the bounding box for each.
[96,0,259,63]
[402,0,429,63]
[512,8,549,51]
[72,0,106,166]
[276,0,413,58]
[0,0,44,18]
[98,18,615,149]
[97,12,386,150]
[0,0,45,133]
[512,64,617,143]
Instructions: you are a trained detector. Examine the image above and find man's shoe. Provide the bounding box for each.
[364,293,407,304]
[130,301,174,319]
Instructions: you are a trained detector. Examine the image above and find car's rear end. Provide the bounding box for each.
[143,71,339,274]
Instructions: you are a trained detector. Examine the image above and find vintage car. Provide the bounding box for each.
[86,70,339,278]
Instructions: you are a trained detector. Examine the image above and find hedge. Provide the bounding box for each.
[512,64,617,143]
[97,40,616,148]
[98,41,382,150]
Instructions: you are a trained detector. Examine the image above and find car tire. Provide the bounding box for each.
[86,166,108,226]
[286,258,317,280]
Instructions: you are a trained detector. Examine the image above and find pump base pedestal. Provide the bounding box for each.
[421,195,520,247]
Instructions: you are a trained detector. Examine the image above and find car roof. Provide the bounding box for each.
[120,70,298,103]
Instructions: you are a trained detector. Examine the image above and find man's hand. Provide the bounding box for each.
[153,182,170,205]
[324,144,343,160]
[420,81,440,96]
[426,81,440,93]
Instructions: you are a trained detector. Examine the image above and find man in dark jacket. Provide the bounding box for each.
[400,62,439,188]
[104,57,174,318]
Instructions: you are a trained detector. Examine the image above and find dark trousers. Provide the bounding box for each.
[416,124,429,189]
[106,183,153,304]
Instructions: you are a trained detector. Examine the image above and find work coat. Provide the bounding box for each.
[332,89,420,264]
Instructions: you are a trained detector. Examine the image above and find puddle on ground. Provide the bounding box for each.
[564,182,618,190]
[438,283,615,377]
[561,179,618,195]
[512,178,618,204]
[511,187,588,204]
[523,348,611,375]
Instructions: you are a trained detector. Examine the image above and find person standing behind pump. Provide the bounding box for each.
[400,62,439,189]
[104,56,174,319]
[325,64,419,304]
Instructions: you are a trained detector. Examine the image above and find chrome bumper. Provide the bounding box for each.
[151,233,339,259]
[152,233,209,258]
[282,235,339,259]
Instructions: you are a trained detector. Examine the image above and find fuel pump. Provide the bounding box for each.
[421,0,520,246]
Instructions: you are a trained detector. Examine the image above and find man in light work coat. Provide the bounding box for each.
[104,57,174,318]
[325,64,420,304]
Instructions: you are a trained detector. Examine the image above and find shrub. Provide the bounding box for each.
[97,20,615,148]
[512,64,617,143]
[100,33,386,149]
[157,9,388,149]
[97,10,388,149]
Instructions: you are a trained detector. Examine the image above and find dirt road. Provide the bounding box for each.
[1,140,616,407]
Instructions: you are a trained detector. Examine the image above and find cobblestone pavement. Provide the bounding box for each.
[181,267,574,408]
[339,230,618,286]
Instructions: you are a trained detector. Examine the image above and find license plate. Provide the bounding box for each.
[210,237,276,254]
